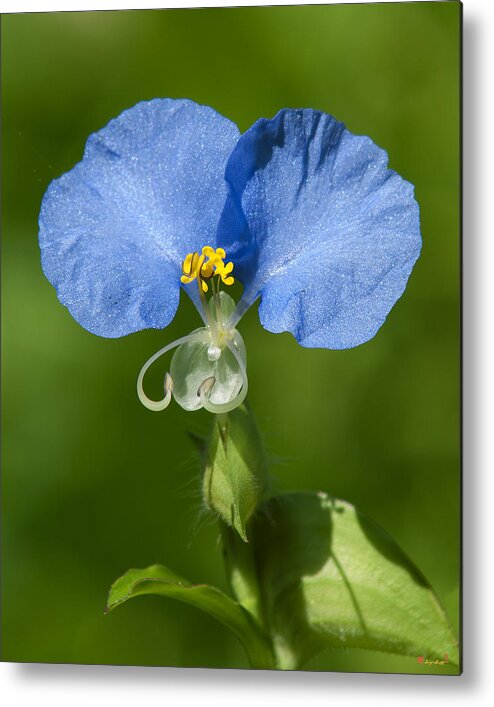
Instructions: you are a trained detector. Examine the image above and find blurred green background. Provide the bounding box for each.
[1,2,460,674]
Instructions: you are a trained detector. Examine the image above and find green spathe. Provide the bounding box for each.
[203,404,269,541]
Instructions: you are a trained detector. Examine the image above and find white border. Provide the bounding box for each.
[2,0,494,705]
[0,0,430,12]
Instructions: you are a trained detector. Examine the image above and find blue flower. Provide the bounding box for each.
[39,98,421,413]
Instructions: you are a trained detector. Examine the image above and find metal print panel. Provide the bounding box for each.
[1,0,461,675]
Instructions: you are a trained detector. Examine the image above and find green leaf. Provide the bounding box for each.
[203,404,268,541]
[251,492,459,671]
[105,563,274,669]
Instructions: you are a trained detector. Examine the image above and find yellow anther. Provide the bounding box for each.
[201,246,216,259]
[205,247,235,286]
[181,252,195,278]
[180,245,235,292]
[202,246,227,267]
[200,258,214,279]
[181,251,211,292]
[215,260,235,286]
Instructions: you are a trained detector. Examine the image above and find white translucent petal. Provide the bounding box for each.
[170,330,247,411]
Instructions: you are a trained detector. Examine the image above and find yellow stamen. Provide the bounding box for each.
[180,245,235,293]
[215,260,235,286]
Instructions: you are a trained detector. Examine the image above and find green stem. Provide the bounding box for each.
[203,402,276,667]
[220,520,276,669]
[241,620,276,670]
[220,523,263,625]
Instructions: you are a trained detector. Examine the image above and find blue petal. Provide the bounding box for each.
[218,109,421,349]
[39,99,240,337]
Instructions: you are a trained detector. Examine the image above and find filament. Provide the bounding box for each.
[229,287,260,329]
[197,272,219,337]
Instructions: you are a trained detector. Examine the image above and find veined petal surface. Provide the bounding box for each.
[39,99,240,337]
[218,109,421,348]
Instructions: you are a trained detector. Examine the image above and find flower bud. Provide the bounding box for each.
[203,404,269,541]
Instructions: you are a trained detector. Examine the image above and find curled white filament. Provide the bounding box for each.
[137,331,206,411]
